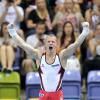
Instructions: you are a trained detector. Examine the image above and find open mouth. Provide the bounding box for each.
[49,46,53,50]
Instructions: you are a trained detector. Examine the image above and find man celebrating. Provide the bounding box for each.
[8,22,90,100]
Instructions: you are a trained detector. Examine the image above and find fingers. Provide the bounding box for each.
[7,24,14,29]
[7,24,17,37]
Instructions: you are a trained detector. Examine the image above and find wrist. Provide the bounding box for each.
[9,29,17,37]
[8,24,17,37]
[82,27,90,36]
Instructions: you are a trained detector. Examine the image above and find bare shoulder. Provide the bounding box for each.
[37,46,46,58]
[32,49,41,60]
[37,49,44,59]
[35,49,45,69]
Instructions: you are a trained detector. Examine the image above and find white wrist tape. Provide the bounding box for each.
[8,24,17,37]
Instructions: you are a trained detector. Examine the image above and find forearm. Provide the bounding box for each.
[27,20,36,28]
[13,34,27,48]
[74,29,89,48]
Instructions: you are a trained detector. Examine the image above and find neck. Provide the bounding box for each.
[65,33,71,37]
[46,50,56,57]
[37,7,45,12]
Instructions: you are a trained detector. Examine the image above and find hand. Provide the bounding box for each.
[3,39,10,45]
[7,24,17,37]
[82,22,90,35]
[82,22,89,28]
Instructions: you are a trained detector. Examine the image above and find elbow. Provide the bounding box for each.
[74,41,81,48]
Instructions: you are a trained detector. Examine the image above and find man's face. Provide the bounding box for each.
[36,24,45,36]
[45,36,57,53]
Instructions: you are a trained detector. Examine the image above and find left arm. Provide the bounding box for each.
[59,22,90,68]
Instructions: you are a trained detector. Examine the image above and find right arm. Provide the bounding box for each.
[7,24,39,59]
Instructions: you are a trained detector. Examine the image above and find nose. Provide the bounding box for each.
[50,41,53,44]
[49,42,54,46]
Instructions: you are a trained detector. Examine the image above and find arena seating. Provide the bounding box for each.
[62,70,81,100]
[26,72,40,100]
[0,72,20,100]
[87,70,100,100]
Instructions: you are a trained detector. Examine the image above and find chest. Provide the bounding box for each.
[39,55,61,73]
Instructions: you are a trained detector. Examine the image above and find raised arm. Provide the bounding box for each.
[7,24,39,59]
[59,22,90,66]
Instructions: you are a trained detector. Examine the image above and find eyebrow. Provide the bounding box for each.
[48,40,56,42]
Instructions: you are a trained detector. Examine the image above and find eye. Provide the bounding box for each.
[48,41,51,43]
[52,41,55,43]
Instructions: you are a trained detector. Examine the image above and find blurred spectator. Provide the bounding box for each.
[85,0,100,30]
[53,0,81,32]
[52,0,65,32]
[0,0,24,29]
[25,0,37,19]
[0,22,17,74]
[87,23,100,58]
[80,0,91,17]
[57,21,75,51]
[64,0,78,26]
[22,21,46,74]
[92,0,100,29]
[73,0,83,4]
[19,0,35,34]
[93,0,100,5]
[73,3,84,26]
[15,0,22,5]
[82,23,100,90]
[57,21,81,71]
[26,0,52,36]
[52,0,83,33]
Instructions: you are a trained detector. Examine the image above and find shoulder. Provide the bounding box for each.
[36,51,45,61]
[29,9,37,15]
[16,6,24,12]
[28,9,37,19]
